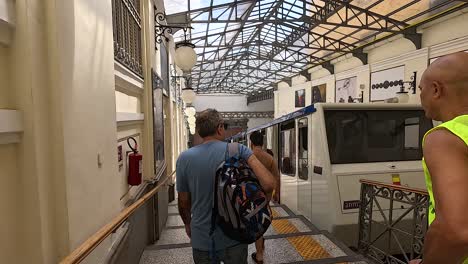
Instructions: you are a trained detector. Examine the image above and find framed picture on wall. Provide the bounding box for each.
[151,69,165,177]
[311,83,327,103]
[370,65,404,102]
[295,89,305,107]
[335,76,357,103]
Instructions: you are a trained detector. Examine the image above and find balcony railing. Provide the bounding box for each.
[358,179,429,264]
[112,0,143,78]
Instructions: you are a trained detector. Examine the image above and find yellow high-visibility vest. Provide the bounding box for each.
[422,115,468,263]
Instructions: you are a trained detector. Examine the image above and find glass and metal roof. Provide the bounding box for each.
[164,0,466,95]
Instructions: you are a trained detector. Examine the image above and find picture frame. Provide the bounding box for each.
[311,83,327,104]
[335,76,357,103]
[370,65,405,102]
[295,89,305,107]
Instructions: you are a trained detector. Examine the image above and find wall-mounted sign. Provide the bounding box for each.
[311,84,327,103]
[335,76,357,103]
[370,65,404,102]
[295,89,305,107]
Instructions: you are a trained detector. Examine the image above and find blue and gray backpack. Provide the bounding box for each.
[210,143,272,244]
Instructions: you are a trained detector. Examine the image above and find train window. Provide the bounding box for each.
[404,117,420,149]
[280,128,296,176]
[325,110,433,164]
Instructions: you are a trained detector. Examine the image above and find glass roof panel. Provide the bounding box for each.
[177,0,461,95]
[164,0,188,15]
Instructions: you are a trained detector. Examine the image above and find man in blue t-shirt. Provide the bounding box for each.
[176,109,276,264]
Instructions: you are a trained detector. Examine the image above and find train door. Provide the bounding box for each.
[297,116,312,217]
[279,120,298,212]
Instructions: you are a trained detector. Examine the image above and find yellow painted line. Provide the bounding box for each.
[287,235,331,260]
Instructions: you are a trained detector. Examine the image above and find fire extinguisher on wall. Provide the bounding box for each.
[127,137,142,186]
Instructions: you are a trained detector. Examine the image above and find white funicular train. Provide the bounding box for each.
[230,103,433,247]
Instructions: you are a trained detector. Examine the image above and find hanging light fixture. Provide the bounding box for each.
[175,43,197,72]
[187,116,196,124]
[181,88,196,104]
[154,9,197,104]
[185,106,196,116]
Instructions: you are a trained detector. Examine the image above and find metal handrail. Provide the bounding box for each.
[358,179,429,264]
[359,179,428,195]
[60,171,174,264]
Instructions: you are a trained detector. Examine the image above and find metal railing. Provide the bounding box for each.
[358,179,429,264]
[112,0,143,78]
[60,170,172,264]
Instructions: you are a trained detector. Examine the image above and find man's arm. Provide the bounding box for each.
[422,129,468,264]
[178,192,192,238]
[248,155,276,194]
[271,159,281,201]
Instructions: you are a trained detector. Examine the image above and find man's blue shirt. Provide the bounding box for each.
[176,141,253,251]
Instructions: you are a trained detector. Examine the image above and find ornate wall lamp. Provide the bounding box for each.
[154,7,197,104]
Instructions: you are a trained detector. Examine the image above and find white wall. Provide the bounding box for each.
[247,98,274,112]
[0,144,18,262]
[193,94,274,112]
[248,118,273,130]
[0,46,11,108]
[275,11,468,117]
[0,0,190,263]
[52,0,121,251]
[3,0,122,262]
[0,46,17,262]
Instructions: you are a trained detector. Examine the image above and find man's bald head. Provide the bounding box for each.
[425,52,468,96]
[419,52,468,121]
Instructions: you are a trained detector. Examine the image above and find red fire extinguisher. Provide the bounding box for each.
[127,137,142,186]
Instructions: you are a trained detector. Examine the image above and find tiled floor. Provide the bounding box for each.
[140,203,370,264]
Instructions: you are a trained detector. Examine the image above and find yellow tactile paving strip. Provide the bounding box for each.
[271,219,299,234]
[287,235,331,260]
[270,214,332,260]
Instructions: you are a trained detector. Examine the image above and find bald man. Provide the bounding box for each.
[410,52,468,264]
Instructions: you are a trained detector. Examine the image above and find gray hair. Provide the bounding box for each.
[196,109,223,137]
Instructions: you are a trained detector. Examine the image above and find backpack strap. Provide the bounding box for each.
[209,163,220,264]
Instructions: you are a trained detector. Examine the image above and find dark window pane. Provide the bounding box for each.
[325,110,433,164]
[280,128,296,176]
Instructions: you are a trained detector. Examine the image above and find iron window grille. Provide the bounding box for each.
[112,0,144,78]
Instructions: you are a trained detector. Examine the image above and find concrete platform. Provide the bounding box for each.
[140,203,370,264]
